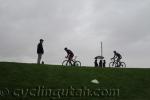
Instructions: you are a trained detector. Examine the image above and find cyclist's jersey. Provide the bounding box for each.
[115,52,122,59]
[66,49,74,56]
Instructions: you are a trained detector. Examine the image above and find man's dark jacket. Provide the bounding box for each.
[37,43,44,54]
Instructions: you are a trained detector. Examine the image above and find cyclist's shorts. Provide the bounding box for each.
[69,55,74,60]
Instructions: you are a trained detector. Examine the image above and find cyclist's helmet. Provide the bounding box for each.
[64,47,67,50]
[113,51,116,53]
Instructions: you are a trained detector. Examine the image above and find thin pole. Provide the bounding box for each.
[101,42,103,57]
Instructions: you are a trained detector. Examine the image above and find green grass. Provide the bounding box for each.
[0,62,150,100]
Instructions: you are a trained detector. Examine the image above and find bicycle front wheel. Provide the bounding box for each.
[62,60,68,66]
[109,62,117,68]
[120,62,126,68]
[74,61,81,67]
[62,60,74,66]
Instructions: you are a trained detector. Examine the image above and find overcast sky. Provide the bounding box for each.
[0,0,150,67]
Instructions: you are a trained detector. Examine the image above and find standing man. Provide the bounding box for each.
[103,60,106,68]
[37,39,44,64]
[94,58,98,67]
[99,60,103,68]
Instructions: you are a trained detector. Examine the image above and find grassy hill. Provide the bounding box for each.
[0,62,150,100]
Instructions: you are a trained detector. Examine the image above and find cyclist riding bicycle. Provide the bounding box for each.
[64,47,74,63]
[111,51,122,67]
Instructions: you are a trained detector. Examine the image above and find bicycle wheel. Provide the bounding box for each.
[120,62,126,68]
[109,62,117,68]
[62,60,74,66]
[62,60,68,66]
[74,61,81,67]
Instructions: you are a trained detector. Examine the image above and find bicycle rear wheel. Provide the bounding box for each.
[120,62,126,68]
[74,61,81,67]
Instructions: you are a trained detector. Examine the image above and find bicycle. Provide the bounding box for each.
[62,56,81,67]
[109,58,126,68]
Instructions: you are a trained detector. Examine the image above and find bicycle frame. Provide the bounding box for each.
[65,56,77,62]
[72,56,77,62]
[111,58,121,67]
[62,56,81,67]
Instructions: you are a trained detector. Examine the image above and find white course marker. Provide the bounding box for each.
[91,79,99,84]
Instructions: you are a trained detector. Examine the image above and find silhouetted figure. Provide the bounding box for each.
[64,47,74,65]
[94,58,98,67]
[112,51,122,67]
[37,39,44,64]
[99,60,103,68]
[42,61,44,64]
[103,60,106,68]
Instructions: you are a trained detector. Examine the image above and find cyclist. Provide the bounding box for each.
[64,47,74,64]
[111,51,122,67]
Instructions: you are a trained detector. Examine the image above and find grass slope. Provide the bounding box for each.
[0,62,150,100]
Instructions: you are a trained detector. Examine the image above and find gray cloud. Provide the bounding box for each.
[0,0,150,67]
